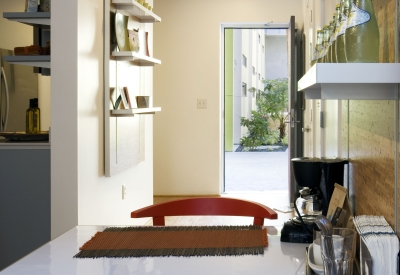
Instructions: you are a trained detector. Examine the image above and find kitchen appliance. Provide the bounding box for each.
[280,157,348,243]
[0,48,38,134]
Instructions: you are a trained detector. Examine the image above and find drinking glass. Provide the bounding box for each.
[320,228,356,275]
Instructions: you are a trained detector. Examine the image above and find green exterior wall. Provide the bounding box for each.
[224,29,234,152]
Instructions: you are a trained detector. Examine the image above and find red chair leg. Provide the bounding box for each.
[153,216,165,226]
[253,217,264,226]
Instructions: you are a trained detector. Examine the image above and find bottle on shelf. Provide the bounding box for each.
[336,0,352,63]
[325,21,335,63]
[26,98,40,134]
[322,25,330,63]
[345,0,379,62]
[331,5,341,63]
[316,30,325,63]
[310,45,318,66]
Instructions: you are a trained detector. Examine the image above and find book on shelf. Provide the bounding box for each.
[123,87,133,109]
[113,95,122,110]
[119,87,129,109]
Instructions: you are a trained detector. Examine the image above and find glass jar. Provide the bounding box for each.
[336,0,352,63]
[322,25,331,63]
[331,5,341,63]
[326,21,335,63]
[345,0,379,62]
[316,30,325,63]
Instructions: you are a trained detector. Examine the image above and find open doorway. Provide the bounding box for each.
[224,28,289,193]
[221,18,302,202]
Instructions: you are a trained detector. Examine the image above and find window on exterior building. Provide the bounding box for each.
[253,66,255,75]
[242,55,247,67]
[242,82,247,97]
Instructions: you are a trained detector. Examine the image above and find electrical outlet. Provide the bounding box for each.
[122,184,126,200]
[197,99,207,109]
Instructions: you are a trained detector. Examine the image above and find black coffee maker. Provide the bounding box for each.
[280,157,348,243]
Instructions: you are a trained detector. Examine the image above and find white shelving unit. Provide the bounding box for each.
[111,107,161,116]
[104,1,162,176]
[112,51,161,66]
[112,0,161,22]
[3,55,50,69]
[298,63,400,100]
[3,12,50,27]
[3,12,51,69]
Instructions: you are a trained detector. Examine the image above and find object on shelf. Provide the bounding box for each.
[115,11,130,51]
[345,0,379,62]
[25,0,39,12]
[113,95,122,110]
[128,29,139,52]
[147,5,152,11]
[39,0,51,12]
[0,131,49,141]
[26,98,40,134]
[136,96,151,108]
[123,87,133,109]
[137,0,144,4]
[14,44,49,56]
[138,30,149,57]
[119,87,129,109]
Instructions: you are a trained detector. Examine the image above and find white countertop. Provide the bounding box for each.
[0,225,309,275]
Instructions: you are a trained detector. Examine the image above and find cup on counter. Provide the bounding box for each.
[313,237,324,266]
[320,228,357,275]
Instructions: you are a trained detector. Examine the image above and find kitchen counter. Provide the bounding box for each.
[0,225,310,275]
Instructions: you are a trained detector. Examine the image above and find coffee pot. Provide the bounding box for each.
[295,187,323,217]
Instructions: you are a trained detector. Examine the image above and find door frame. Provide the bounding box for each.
[220,22,298,194]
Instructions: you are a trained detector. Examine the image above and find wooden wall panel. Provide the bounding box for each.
[343,0,398,232]
[373,0,396,62]
[347,101,396,229]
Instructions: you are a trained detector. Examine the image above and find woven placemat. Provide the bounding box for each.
[74,225,268,258]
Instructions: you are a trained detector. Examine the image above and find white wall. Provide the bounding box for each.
[51,0,154,239]
[153,0,304,195]
[76,0,154,226]
[0,1,32,50]
[265,35,287,80]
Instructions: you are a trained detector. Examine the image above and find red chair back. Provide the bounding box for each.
[131,197,278,226]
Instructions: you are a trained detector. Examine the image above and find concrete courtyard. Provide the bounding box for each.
[224,149,289,192]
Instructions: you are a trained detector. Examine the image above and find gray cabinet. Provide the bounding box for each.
[0,149,50,271]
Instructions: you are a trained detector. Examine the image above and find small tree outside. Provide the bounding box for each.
[239,78,288,150]
[257,78,288,142]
